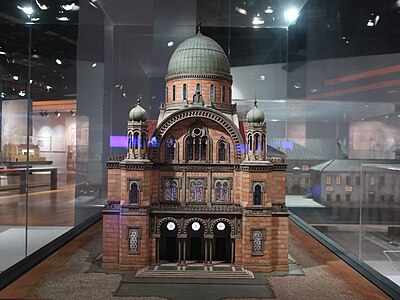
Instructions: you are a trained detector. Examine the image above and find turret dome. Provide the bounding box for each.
[129,99,148,122]
[246,100,265,123]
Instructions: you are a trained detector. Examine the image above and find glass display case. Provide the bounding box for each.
[0,0,399,293]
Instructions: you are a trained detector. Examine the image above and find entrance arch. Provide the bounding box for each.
[159,221,179,261]
[212,221,232,262]
[185,219,206,262]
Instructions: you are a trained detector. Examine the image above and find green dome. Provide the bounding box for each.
[246,101,265,123]
[129,101,148,122]
[167,32,230,76]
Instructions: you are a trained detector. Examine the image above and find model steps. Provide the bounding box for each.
[135,265,255,279]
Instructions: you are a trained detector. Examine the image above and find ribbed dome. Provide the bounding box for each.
[129,100,148,122]
[246,101,265,123]
[167,32,230,76]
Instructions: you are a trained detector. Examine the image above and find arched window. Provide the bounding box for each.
[129,182,139,204]
[218,140,229,162]
[190,179,204,202]
[210,84,215,101]
[186,127,208,162]
[261,133,266,152]
[196,83,201,93]
[172,85,176,101]
[186,136,194,161]
[253,183,262,206]
[215,182,222,201]
[201,136,207,161]
[141,133,147,150]
[164,179,179,202]
[255,133,260,152]
[166,136,176,161]
[222,181,229,201]
[215,180,230,202]
[133,132,139,149]
[128,132,133,149]
[248,135,253,151]
[183,84,187,100]
[221,85,225,102]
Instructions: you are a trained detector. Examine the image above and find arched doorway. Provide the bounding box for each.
[160,221,178,261]
[213,221,232,262]
[187,221,205,261]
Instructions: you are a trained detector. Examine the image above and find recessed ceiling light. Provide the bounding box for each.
[385,115,389,119]
[374,15,380,26]
[235,6,247,15]
[252,13,264,25]
[0,51,6,55]
[17,5,33,15]
[270,119,279,122]
[91,62,97,68]
[30,17,40,21]
[32,54,40,58]
[367,19,374,27]
[284,7,298,24]
[35,0,48,10]
[259,75,266,80]
[294,82,301,89]
[13,75,19,81]
[88,2,98,9]
[29,79,33,84]
[62,3,79,11]
[55,111,61,117]
[56,58,62,65]
[19,91,26,97]
[265,6,274,14]
[167,41,174,47]
[56,16,70,21]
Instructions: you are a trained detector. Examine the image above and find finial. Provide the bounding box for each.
[254,94,257,107]
[137,94,142,105]
[197,22,201,34]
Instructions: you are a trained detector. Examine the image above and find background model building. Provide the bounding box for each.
[102,28,289,272]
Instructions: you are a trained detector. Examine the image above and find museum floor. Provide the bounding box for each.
[0,220,390,300]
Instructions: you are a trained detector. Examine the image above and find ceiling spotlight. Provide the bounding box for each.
[18,90,26,97]
[35,0,48,10]
[91,62,97,68]
[252,13,265,25]
[88,2,98,9]
[367,19,374,27]
[55,58,62,65]
[55,111,61,117]
[30,17,40,21]
[294,82,301,89]
[374,15,380,25]
[284,7,299,24]
[235,6,247,15]
[44,111,49,117]
[167,41,174,47]
[17,5,33,15]
[30,79,33,84]
[45,85,53,92]
[0,51,6,55]
[13,75,19,81]
[259,75,266,80]
[265,6,274,14]
[69,110,76,117]
[61,3,79,11]
[1,92,5,98]
[32,54,40,58]
[56,16,70,21]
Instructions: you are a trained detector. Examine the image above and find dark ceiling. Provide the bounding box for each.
[0,0,400,103]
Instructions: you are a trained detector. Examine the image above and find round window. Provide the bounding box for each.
[166,222,176,231]
[216,222,226,231]
[193,127,201,136]
[191,221,201,231]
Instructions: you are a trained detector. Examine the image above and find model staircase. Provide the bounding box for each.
[135,263,255,279]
